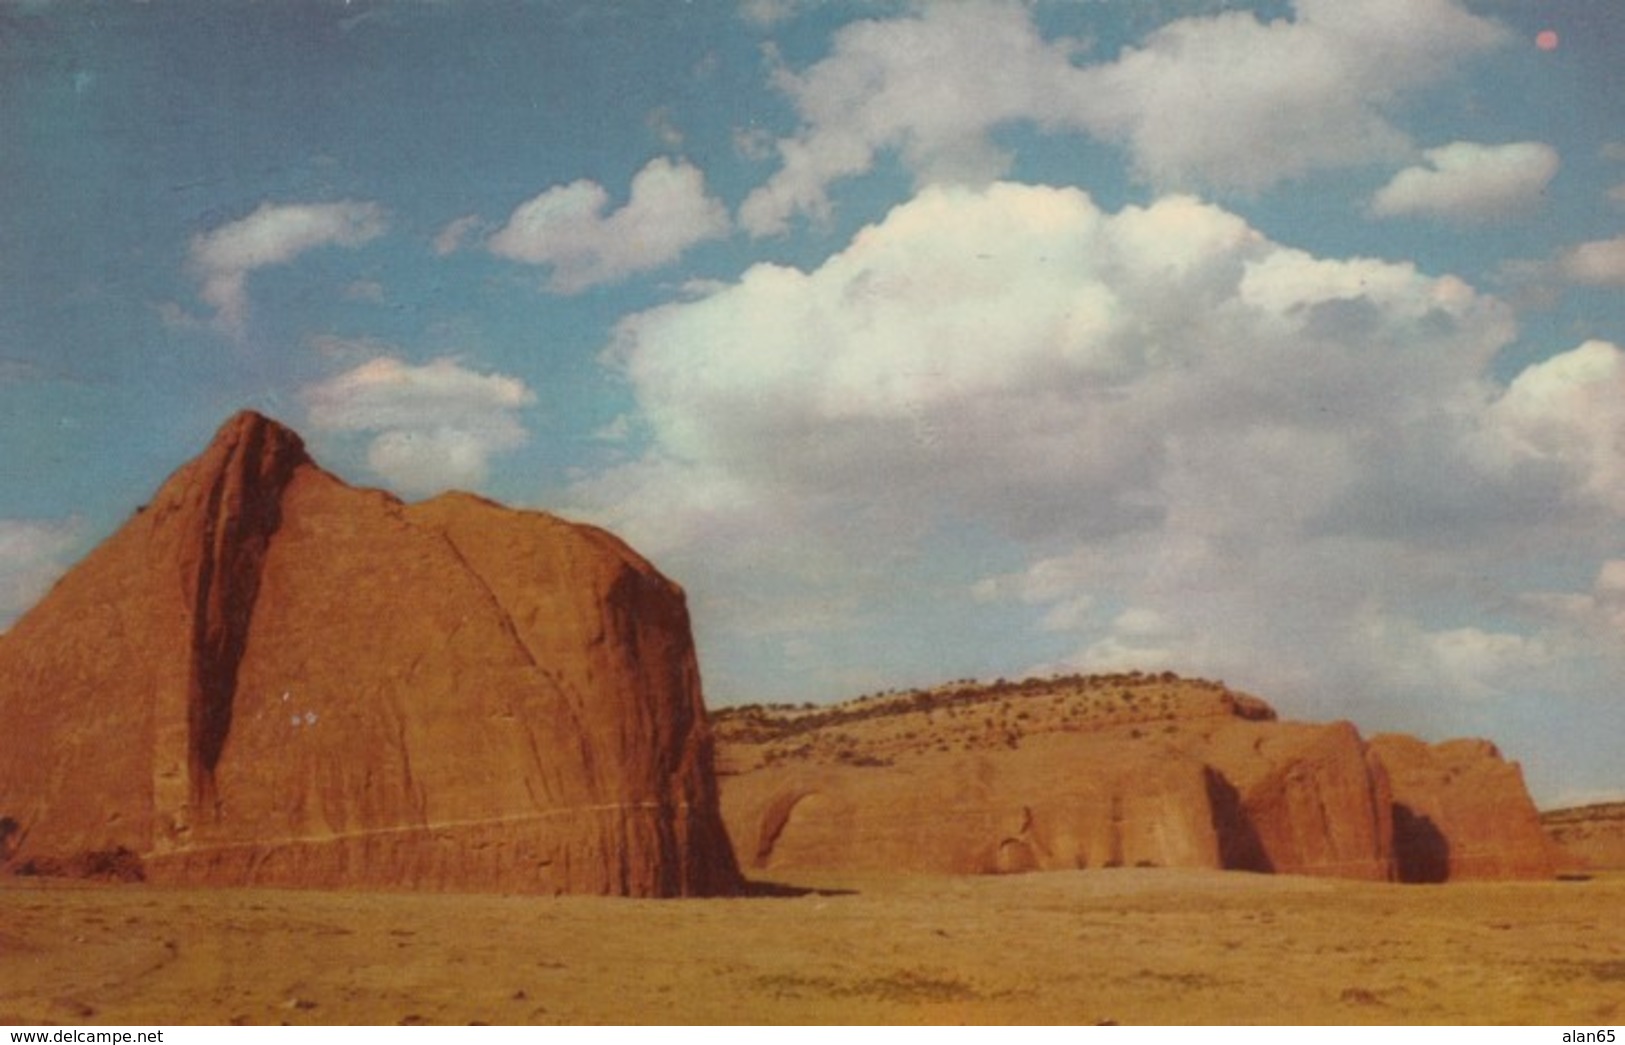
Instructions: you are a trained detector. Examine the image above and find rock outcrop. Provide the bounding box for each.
[730,733,1225,876]
[1196,718,1395,880]
[0,411,742,897]
[714,675,1552,883]
[1366,734,1557,881]
[1541,802,1625,871]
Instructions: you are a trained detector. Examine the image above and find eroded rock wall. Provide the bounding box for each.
[1369,734,1555,881]
[715,680,1552,884]
[0,411,742,897]
[1542,802,1625,871]
[724,733,1223,876]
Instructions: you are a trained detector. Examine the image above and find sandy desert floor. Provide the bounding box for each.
[2,868,1622,1025]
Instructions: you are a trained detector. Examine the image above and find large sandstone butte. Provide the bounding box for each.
[0,411,743,897]
[714,675,1556,883]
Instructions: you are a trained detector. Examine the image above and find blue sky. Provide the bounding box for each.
[3,0,1623,806]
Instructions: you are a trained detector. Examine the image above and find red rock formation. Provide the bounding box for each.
[1542,802,1625,871]
[714,676,1552,883]
[1196,719,1395,880]
[724,733,1223,875]
[0,411,741,897]
[1368,734,1555,881]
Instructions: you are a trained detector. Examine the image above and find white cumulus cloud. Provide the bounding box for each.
[568,179,1624,745]
[1482,340,1625,514]
[189,201,387,335]
[592,183,1513,550]
[302,356,535,498]
[488,157,730,292]
[1370,141,1559,221]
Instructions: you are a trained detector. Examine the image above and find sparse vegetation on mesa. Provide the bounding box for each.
[711,671,1274,772]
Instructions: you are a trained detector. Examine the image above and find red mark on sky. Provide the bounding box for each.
[1536,29,1560,51]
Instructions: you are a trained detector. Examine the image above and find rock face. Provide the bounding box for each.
[0,411,742,897]
[714,675,1552,883]
[732,734,1225,876]
[1541,802,1625,871]
[1197,718,1395,880]
[1367,734,1557,881]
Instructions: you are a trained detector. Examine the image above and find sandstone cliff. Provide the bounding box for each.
[714,675,1552,883]
[1541,802,1625,871]
[0,411,742,897]
[1368,734,1557,881]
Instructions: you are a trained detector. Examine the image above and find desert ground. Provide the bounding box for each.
[2,869,1622,1025]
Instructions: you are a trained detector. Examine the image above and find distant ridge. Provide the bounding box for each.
[714,672,1556,882]
[1541,802,1625,871]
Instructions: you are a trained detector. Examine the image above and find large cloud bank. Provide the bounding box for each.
[573,182,1625,746]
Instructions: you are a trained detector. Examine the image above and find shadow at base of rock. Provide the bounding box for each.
[1393,804,1451,883]
[9,846,147,883]
[742,879,858,898]
[1204,768,1273,873]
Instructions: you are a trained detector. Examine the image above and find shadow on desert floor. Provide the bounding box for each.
[741,879,857,898]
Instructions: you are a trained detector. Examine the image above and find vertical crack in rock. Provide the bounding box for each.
[432,531,543,672]
[181,414,307,819]
[430,527,594,803]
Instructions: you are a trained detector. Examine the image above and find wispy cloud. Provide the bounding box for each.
[1079,0,1507,191]
[189,201,387,336]
[1561,235,1625,286]
[432,214,484,257]
[738,0,800,28]
[343,279,386,304]
[304,332,396,363]
[740,0,1508,235]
